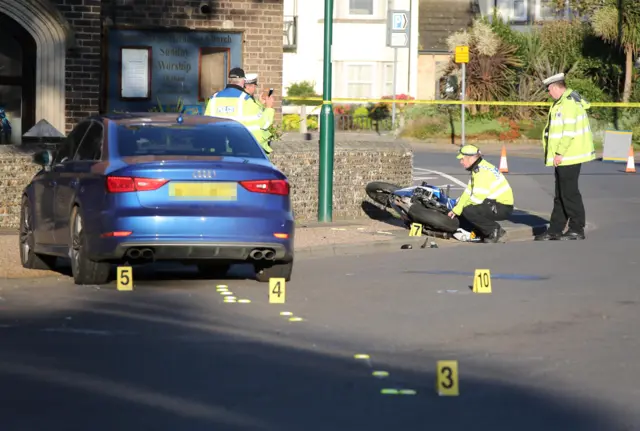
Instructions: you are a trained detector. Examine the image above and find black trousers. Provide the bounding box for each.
[460,201,514,237]
[548,163,585,234]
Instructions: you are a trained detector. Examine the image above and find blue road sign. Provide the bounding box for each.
[392,12,407,31]
[386,9,410,48]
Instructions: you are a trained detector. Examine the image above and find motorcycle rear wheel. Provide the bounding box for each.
[365,181,401,206]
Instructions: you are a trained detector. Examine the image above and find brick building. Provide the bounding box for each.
[0,0,284,143]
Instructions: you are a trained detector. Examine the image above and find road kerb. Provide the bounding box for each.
[294,224,548,261]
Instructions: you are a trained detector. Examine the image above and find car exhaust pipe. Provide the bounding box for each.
[249,250,264,260]
[140,248,154,259]
[263,250,276,260]
[126,248,141,259]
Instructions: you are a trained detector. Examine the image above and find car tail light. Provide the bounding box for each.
[239,179,289,196]
[106,176,168,193]
[101,231,133,238]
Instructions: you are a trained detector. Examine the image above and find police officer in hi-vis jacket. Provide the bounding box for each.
[447,144,515,243]
[204,67,275,156]
[535,73,595,241]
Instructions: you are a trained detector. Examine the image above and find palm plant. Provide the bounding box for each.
[445,20,523,115]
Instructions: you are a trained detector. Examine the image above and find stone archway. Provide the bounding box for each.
[2,0,75,136]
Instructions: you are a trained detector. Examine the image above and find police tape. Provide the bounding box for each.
[283,97,640,108]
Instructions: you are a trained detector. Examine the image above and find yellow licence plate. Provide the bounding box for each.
[169,182,238,201]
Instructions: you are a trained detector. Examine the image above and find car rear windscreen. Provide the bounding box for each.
[116,123,267,159]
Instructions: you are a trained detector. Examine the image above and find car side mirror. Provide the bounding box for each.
[32,150,54,169]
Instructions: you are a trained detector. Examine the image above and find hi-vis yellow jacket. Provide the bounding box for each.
[542,88,596,167]
[204,85,275,155]
[452,159,514,216]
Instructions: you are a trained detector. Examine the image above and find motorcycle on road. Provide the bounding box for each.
[365,181,461,238]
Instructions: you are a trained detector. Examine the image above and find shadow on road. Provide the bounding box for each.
[0,285,625,431]
[504,210,549,237]
[46,258,259,286]
[360,200,407,229]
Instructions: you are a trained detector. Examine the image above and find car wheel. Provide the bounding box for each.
[19,196,57,270]
[254,260,293,283]
[196,263,231,278]
[69,207,111,285]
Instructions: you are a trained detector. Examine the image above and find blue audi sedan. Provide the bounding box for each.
[19,113,295,285]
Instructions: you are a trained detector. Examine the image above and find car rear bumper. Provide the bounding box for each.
[88,239,293,262]
[84,210,294,263]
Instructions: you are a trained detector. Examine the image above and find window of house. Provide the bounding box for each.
[346,64,374,98]
[383,63,394,96]
[349,0,374,15]
[495,0,528,22]
[535,0,564,20]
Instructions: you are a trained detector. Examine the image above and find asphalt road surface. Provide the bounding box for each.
[1,153,639,431]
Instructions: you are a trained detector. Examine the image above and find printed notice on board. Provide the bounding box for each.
[121,48,150,99]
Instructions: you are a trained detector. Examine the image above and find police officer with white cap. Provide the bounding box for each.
[244,73,259,99]
[534,72,595,241]
[244,72,276,153]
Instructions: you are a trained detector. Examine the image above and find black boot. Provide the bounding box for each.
[560,230,585,240]
[484,227,506,243]
[534,230,562,241]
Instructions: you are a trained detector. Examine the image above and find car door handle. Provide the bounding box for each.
[48,180,56,186]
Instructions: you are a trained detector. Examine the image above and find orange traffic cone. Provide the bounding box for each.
[499,144,509,173]
[626,146,636,173]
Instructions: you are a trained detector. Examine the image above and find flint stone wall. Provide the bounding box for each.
[0,139,413,229]
[271,139,413,221]
[0,147,41,229]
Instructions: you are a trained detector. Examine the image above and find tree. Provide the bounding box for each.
[550,0,605,17]
[591,1,640,102]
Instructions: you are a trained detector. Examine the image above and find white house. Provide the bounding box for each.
[283,0,420,104]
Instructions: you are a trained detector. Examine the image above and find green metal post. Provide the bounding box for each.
[318,0,335,222]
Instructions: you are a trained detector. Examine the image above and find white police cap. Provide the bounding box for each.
[245,73,258,84]
[543,73,565,86]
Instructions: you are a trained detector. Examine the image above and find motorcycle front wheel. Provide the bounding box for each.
[408,203,460,233]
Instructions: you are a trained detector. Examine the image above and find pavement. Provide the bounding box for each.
[1,146,640,430]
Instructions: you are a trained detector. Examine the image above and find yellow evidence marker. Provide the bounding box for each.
[409,223,423,237]
[436,360,459,396]
[269,277,286,303]
[472,269,492,293]
[116,266,133,291]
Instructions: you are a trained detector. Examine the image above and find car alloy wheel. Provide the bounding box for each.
[67,207,111,285]
[70,211,83,275]
[19,203,32,265]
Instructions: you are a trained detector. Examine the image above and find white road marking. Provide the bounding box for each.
[412,176,437,181]
[416,168,468,188]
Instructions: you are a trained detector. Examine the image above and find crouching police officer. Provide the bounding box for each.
[447,144,515,243]
[203,67,275,156]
